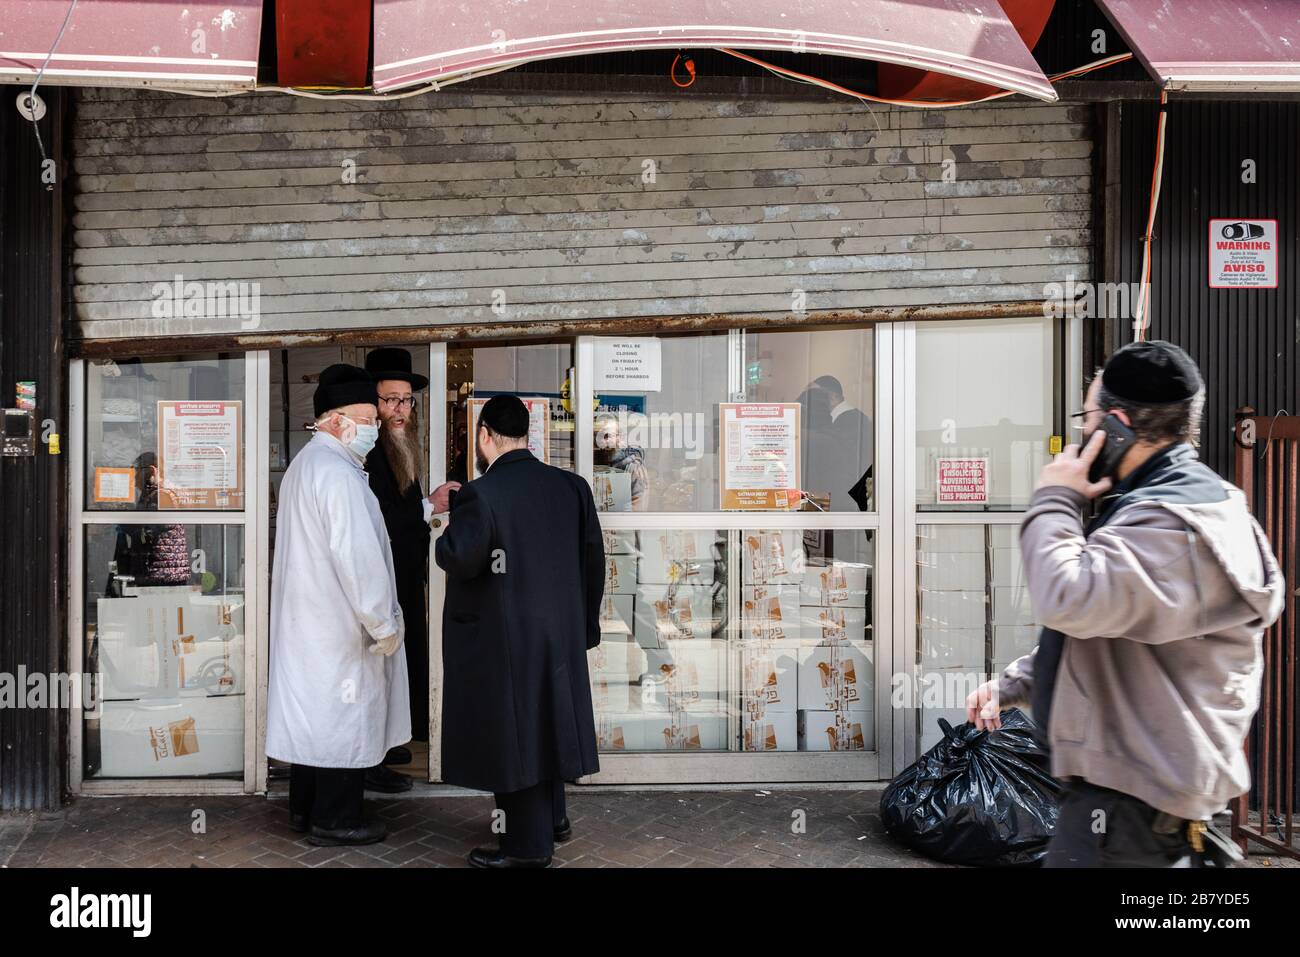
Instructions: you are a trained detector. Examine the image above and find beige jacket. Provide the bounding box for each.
[998,480,1283,820]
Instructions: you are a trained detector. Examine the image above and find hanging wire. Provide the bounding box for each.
[27,0,79,180]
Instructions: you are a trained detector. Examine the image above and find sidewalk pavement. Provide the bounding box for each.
[1,786,1294,868]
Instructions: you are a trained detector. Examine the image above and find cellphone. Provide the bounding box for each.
[1087,414,1136,483]
[447,487,459,510]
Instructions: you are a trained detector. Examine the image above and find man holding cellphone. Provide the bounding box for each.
[967,341,1283,867]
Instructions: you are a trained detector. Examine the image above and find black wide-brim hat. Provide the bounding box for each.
[314,363,378,418]
[365,347,429,391]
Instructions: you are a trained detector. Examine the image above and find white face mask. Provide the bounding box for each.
[337,415,379,459]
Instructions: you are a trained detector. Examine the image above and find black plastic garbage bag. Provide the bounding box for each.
[880,708,1063,867]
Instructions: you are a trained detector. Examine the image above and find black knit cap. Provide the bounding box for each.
[1101,340,1203,404]
[313,363,377,418]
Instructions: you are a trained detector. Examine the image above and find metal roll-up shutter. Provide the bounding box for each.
[71,88,1094,343]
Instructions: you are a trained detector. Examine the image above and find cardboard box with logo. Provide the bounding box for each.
[740,584,802,641]
[97,694,244,777]
[799,561,870,607]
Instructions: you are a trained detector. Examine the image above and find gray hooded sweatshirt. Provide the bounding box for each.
[997,447,1283,821]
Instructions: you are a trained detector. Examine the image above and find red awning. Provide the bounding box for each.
[0,0,263,91]
[1097,0,1300,92]
[372,0,1058,100]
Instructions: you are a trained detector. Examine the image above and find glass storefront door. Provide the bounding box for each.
[68,315,1070,792]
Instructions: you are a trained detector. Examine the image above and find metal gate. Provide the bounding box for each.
[1232,408,1299,859]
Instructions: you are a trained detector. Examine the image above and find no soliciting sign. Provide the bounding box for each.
[1209,218,1278,288]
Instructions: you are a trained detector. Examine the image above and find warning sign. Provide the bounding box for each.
[937,457,988,504]
[1209,218,1278,288]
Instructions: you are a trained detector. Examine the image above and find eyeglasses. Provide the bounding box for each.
[379,395,415,410]
[1068,408,1101,430]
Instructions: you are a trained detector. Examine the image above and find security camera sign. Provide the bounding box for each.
[1209,218,1278,288]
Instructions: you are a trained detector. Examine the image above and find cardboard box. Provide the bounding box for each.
[799,561,870,607]
[602,556,638,596]
[798,641,873,711]
[589,675,632,714]
[96,594,245,700]
[918,524,985,552]
[588,637,644,679]
[991,548,1026,586]
[994,624,1038,663]
[602,529,636,555]
[740,585,802,642]
[598,594,635,638]
[917,551,984,591]
[640,639,726,712]
[920,706,971,752]
[595,713,645,751]
[743,710,797,751]
[633,584,715,646]
[593,470,633,512]
[740,530,804,585]
[740,640,798,712]
[640,708,728,751]
[799,605,870,645]
[987,524,1019,548]
[992,586,1035,626]
[636,530,717,584]
[97,695,244,777]
[798,709,871,752]
[920,627,985,671]
[919,589,985,629]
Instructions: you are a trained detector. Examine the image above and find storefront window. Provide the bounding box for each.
[915,523,1039,751]
[83,524,246,779]
[86,356,245,512]
[915,319,1054,510]
[449,342,574,482]
[592,335,727,511]
[589,527,875,753]
[743,327,875,511]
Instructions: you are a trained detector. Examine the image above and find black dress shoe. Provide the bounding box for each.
[365,763,414,793]
[383,746,412,766]
[554,817,573,843]
[288,811,310,834]
[467,846,551,869]
[308,820,388,847]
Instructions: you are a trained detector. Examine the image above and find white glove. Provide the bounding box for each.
[369,632,402,657]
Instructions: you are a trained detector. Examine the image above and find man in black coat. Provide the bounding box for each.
[813,374,873,511]
[363,348,460,792]
[435,395,604,869]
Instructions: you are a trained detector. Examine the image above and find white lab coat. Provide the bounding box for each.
[266,432,411,768]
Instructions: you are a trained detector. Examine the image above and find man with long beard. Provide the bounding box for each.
[363,348,460,791]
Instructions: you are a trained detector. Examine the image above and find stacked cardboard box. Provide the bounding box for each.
[98,693,244,776]
[96,590,245,701]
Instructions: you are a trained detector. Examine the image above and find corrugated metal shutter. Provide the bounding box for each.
[71,88,1094,340]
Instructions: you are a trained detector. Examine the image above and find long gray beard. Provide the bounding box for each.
[380,407,423,495]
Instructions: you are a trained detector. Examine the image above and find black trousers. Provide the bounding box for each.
[493,779,566,858]
[398,585,429,743]
[1046,781,1197,868]
[289,764,366,831]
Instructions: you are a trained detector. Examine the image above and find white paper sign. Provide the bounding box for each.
[1209,218,1278,288]
[595,338,661,392]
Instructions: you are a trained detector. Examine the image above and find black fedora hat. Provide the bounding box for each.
[365,347,429,391]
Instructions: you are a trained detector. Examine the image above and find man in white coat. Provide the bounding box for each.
[267,364,411,847]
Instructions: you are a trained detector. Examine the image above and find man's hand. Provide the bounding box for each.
[428,481,461,513]
[1034,429,1114,499]
[369,632,401,657]
[965,679,1003,732]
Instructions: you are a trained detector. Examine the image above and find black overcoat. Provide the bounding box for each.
[434,449,604,793]
[365,444,431,740]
